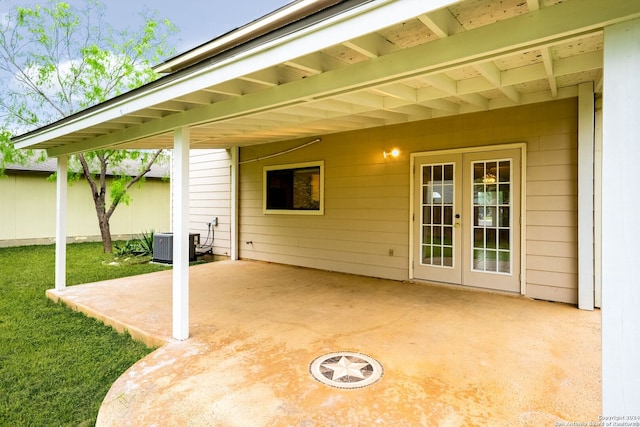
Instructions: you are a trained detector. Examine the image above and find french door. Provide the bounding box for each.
[412,148,521,293]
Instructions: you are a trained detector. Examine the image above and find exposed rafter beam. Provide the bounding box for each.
[250,112,300,123]
[148,101,187,112]
[279,121,350,133]
[286,56,350,88]
[421,74,457,94]
[415,87,459,106]
[389,104,433,119]
[127,109,165,119]
[555,50,603,75]
[175,92,215,105]
[202,82,244,97]
[336,92,385,109]
[540,47,558,97]
[421,74,488,109]
[284,54,324,75]
[459,93,489,109]
[306,99,363,115]
[109,116,144,125]
[475,62,521,103]
[328,114,386,128]
[457,76,494,95]
[342,33,399,58]
[497,51,603,86]
[371,83,417,102]
[595,75,603,93]
[197,121,261,131]
[501,63,546,85]
[38,0,640,155]
[356,109,409,123]
[527,0,540,12]
[418,8,464,38]
[229,117,287,128]
[278,105,332,118]
[420,99,460,114]
[90,123,128,131]
[238,68,280,86]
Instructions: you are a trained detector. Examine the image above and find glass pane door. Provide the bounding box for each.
[462,148,521,293]
[471,160,512,274]
[421,163,455,268]
[413,148,521,293]
[413,154,462,285]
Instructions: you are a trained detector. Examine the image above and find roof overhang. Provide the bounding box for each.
[153,0,346,74]
[12,0,640,157]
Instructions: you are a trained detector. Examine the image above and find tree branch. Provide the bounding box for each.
[105,149,163,220]
[77,152,99,198]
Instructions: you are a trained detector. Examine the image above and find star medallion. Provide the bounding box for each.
[322,356,369,380]
[309,351,383,389]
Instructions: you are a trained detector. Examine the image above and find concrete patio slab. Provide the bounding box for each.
[46,260,601,426]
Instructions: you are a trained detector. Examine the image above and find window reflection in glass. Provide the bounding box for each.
[472,159,511,274]
[421,163,455,268]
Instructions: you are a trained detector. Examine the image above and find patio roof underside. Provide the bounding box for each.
[14,0,639,156]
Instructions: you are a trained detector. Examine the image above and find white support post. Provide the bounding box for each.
[169,151,174,233]
[594,104,603,309]
[172,127,190,341]
[230,146,239,261]
[578,82,595,310]
[602,18,640,415]
[55,155,68,291]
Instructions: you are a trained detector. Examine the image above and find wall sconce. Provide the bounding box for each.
[383,148,400,159]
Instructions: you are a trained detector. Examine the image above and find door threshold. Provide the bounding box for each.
[409,278,522,298]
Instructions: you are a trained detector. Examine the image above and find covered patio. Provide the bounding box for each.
[13,0,640,416]
[48,260,601,426]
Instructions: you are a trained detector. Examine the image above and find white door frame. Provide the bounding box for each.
[409,142,527,295]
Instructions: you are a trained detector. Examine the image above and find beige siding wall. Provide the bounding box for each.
[189,149,232,258]
[525,134,578,303]
[238,99,579,303]
[0,174,170,246]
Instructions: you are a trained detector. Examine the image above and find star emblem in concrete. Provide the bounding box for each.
[310,351,383,389]
[321,356,369,380]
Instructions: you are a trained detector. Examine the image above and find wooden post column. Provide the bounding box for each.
[55,155,68,291]
[602,18,640,415]
[172,127,190,340]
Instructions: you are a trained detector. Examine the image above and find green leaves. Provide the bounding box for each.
[109,176,132,206]
[0,0,176,251]
[1,0,177,133]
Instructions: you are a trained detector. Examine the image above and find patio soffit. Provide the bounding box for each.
[12,0,640,156]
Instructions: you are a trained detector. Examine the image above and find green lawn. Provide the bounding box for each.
[0,242,170,426]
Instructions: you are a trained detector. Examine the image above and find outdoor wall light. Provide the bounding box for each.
[383,148,400,159]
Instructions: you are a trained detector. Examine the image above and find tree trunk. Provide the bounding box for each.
[78,152,113,253]
[98,215,113,253]
[78,149,164,253]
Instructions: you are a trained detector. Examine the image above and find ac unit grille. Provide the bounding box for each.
[153,233,198,264]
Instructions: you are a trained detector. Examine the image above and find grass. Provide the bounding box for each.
[0,242,170,426]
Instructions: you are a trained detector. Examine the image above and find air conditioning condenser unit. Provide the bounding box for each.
[153,232,199,264]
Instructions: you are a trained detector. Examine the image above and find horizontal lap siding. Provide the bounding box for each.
[239,136,409,279]
[238,99,579,302]
[526,129,578,304]
[189,149,232,257]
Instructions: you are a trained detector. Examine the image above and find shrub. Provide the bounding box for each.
[114,229,154,258]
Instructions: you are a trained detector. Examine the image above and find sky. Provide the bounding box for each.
[0,0,293,55]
